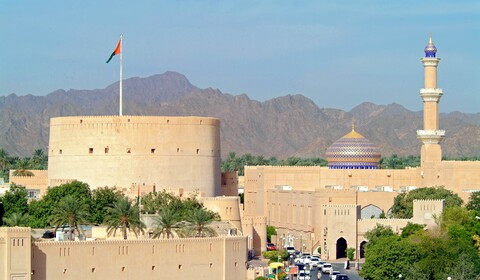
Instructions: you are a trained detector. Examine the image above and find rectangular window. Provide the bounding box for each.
[89,148,93,154]
[151,148,156,154]
[105,147,109,153]
[126,148,131,153]
[59,149,62,154]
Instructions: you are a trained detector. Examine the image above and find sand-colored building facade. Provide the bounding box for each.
[243,36,480,260]
[47,115,221,197]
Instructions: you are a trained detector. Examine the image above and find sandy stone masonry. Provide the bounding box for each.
[48,115,221,197]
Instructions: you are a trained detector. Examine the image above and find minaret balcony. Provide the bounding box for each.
[420,88,443,102]
[421,57,440,66]
[416,130,445,144]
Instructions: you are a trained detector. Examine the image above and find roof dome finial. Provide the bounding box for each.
[425,33,437,58]
[351,122,355,132]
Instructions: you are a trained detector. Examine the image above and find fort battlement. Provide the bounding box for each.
[321,204,358,208]
[50,115,220,126]
[201,196,240,201]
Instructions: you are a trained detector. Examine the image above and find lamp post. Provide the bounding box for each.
[399,274,402,279]
[447,277,452,280]
[300,234,303,254]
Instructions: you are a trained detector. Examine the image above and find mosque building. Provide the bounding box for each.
[243,35,480,260]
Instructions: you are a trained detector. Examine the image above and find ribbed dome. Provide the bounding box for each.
[325,126,381,169]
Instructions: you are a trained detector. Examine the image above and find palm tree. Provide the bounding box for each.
[0,148,10,171]
[151,207,184,239]
[50,195,89,240]
[104,197,145,240]
[3,212,30,227]
[185,208,217,238]
[31,149,47,169]
[12,159,34,176]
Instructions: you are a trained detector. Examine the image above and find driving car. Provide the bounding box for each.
[337,274,349,280]
[321,263,333,274]
[266,243,277,251]
[286,246,296,255]
[330,271,341,280]
[310,256,321,267]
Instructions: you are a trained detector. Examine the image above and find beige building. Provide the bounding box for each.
[48,116,221,197]
[243,35,480,260]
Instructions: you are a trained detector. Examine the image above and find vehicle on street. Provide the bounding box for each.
[298,272,311,280]
[330,270,341,280]
[310,256,320,267]
[322,263,333,274]
[337,274,349,280]
[286,246,296,255]
[266,243,277,251]
[317,261,325,269]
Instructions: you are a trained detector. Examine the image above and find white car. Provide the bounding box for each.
[298,272,311,280]
[310,256,321,267]
[322,263,333,274]
[330,271,341,280]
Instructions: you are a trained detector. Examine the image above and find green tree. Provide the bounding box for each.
[151,207,184,239]
[360,235,419,280]
[266,225,277,243]
[391,186,463,218]
[346,247,355,260]
[400,222,425,238]
[1,184,29,221]
[2,212,30,227]
[12,159,34,176]
[104,197,145,240]
[466,191,480,212]
[184,208,217,237]
[90,187,124,224]
[30,149,48,169]
[28,181,92,228]
[50,195,90,240]
[364,224,395,245]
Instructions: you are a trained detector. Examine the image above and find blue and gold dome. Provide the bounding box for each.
[326,125,381,169]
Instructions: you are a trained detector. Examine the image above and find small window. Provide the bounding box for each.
[151,266,156,270]
[59,149,62,154]
[32,270,35,275]
[91,268,95,273]
[128,119,131,122]
[105,147,109,153]
[200,120,203,124]
[167,120,170,124]
[89,148,93,154]
[126,148,131,154]
[80,120,83,124]
[178,265,182,269]
[151,149,156,154]
[121,267,125,272]
[210,263,213,268]
[196,149,199,154]
[177,148,180,152]
[63,269,67,274]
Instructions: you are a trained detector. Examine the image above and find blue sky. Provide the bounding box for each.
[1,1,479,113]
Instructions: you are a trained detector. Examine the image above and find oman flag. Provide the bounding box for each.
[106,38,121,63]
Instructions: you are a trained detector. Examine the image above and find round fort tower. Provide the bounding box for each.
[47,115,221,196]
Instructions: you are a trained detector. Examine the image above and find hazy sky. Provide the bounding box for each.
[1,1,479,113]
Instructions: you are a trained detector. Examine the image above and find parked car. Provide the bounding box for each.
[266,243,277,251]
[330,271,341,280]
[317,261,326,269]
[337,274,349,280]
[322,263,333,274]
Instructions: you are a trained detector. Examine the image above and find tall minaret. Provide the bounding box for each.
[417,34,445,164]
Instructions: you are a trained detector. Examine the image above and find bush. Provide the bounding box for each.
[255,277,267,280]
[262,250,289,262]
[346,247,355,261]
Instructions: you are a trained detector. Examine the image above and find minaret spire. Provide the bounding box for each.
[417,34,445,164]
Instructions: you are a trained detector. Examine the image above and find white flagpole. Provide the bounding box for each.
[119,34,123,116]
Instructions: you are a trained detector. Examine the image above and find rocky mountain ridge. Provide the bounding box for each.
[1,71,479,159]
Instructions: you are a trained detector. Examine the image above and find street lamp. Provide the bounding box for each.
[475,216,480,220]
[300,234,303,254]
[399,274,402,279]
[447,277,451,280]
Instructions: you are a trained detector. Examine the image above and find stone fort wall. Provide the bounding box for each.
[47,116,221,197]
[4,232,247,280]
[31,237,247,280]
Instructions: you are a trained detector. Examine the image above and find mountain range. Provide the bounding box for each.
[1,71,479,159]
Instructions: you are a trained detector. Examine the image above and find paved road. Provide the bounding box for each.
[286,262,364,280]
